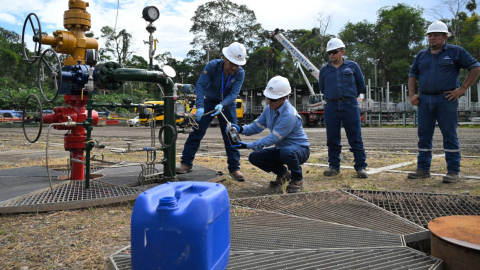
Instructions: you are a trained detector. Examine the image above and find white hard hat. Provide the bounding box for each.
[426,21,452,37]
[326,38,345,52]
[222,42,247,66]
[263,76,291,99]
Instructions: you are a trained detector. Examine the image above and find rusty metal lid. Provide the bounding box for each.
[429,215,480,250]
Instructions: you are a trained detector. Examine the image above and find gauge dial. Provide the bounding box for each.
[142,6,160,22]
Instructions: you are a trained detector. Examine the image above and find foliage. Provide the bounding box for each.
[3,2,480,109]
[188,0,262,67]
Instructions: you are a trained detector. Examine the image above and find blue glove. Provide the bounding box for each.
[225,123,242,133]
[231,141,248,149]
[195,108,204,121]
[211,104,223,117]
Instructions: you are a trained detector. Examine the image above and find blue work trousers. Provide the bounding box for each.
[248,145,310,181]
[180,98,240,172]
[324,99,367,170]
[417,93,460,173]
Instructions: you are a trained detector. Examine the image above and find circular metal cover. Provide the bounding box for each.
[162,65,176,78]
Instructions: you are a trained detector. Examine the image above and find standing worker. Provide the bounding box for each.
[408,21,480,183]
[231,76,310,193]
[176,42,247,181]
[319,38,368,178]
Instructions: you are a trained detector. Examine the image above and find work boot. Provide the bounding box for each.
[230,171,245,182]
[357,168,368,178]
[176,164,192,174]
[270,170,291,187]
[443,172,459,183]
[407,170,431,179]
[287,180,303,193]
[324,167,340,176]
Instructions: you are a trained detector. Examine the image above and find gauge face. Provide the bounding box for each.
[162,65,176,78]
[143,6,160,22]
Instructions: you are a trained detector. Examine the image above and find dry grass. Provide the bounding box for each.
[1,130,480,269]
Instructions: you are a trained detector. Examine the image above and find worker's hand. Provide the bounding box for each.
[211,104,223,117]
[231,141,248,149]
[445,87,467,101]
[409,95,420,106]
[231,123,243,133]
[195,108,204,121]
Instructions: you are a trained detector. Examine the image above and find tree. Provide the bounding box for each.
[99,26,134,66]
[314,12,334,55]
[189,0,262,64]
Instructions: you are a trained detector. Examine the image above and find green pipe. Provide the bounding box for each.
[84,90,94,189]
[95,65,177,180]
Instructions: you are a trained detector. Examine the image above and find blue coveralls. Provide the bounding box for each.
[409,43,480,173]
[180,59,244,173]
[241,101,310,181]
[319,59,367,171]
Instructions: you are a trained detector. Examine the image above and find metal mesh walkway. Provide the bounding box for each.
[110,246,442,270]
[230,190,429,242]
[109,190,443,270]
[0,180,141,213]
[344,189,480,228]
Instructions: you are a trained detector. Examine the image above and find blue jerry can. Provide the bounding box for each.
[131,181,230,270]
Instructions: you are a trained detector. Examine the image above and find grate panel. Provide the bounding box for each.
[230,207,404,251]
[0,180,141,213]
[109,246,442,270]
[231,190,427,241]
[345,189,480,228]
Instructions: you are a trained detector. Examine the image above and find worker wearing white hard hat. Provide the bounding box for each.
[319,37,368,179]
[230,76,310,193]
[408,21,480,183]
[177,42,247,181]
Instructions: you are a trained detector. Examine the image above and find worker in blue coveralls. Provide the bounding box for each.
[319,37,368,179]
[408,21,480,183]
[230,76,310,193]
[176,42,247,182]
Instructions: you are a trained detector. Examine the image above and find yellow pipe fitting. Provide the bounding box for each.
[40,0,98,65]
[64,0,90,30]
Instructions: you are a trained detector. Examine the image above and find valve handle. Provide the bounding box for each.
[21,13,42,64]
[38,48,62,103]
[22,94,43,143]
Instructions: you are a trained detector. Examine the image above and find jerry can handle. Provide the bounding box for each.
[175,184,195,200]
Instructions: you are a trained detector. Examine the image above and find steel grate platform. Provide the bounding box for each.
[345,189,480,228]
[0,180,141,213]
[230,190,429,242]
[109,190,443,270]
[110,245,442,270]
[230,206,404,251]
[227,248,442,270]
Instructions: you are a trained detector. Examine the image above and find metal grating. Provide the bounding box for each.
[109,246,442,270]
[0,180,141,213]
[230,206,404,251]
[227,248,442,270]
[231,190,429,242]
[345,189,480,228]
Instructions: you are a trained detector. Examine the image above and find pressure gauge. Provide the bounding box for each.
[142,6,160,22]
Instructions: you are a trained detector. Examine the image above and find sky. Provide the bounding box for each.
[0,0,469,61]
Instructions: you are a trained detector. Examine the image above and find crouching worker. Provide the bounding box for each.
[231,76,310,193]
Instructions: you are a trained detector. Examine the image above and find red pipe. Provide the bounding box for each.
[42,95,99,180]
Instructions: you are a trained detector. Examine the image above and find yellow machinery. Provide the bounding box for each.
[41,0,98,66]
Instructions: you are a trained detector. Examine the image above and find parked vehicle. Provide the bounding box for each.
[128,116,141,127]
[0,110,23,123]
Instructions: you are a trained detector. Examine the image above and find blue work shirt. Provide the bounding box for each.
[195,59,245,109]
[409,43,480,94]
[241,101,310,151]
[319,59,366,100]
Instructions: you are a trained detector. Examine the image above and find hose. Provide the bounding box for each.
[158,124,177,149]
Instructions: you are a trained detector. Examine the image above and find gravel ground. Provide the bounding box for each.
[0,125,479,269]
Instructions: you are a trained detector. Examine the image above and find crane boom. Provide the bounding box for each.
[272,29,319,82]
[271,28,324,112]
